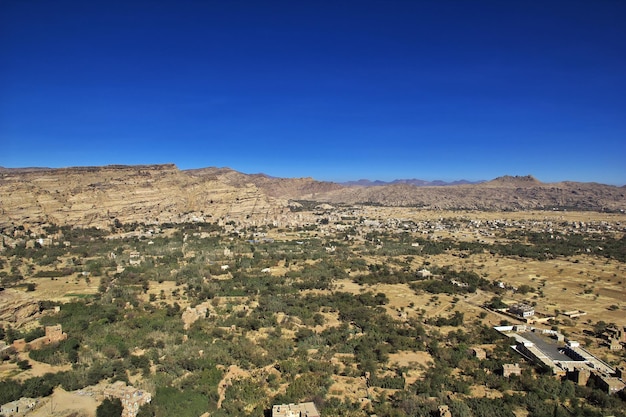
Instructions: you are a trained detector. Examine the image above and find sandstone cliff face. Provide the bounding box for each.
[0,289,41,327]
[0,165,287,228]
[1,167,624,229]
[186,167,343,199]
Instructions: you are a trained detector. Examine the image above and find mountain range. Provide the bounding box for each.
[0,165,624,228]
[341,179,483,187]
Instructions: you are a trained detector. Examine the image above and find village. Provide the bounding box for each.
[0,206,625,416]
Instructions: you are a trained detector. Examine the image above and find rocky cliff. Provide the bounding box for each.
[1,167,624,229]
[0,164,287,228]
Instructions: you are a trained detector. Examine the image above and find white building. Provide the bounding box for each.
[508,303,535,318]
[272,402,320,417]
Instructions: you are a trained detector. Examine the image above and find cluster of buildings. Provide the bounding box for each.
[570,365,626,395]
[489,302,558,326]
[496,325,625,394]
[602,325,626,351]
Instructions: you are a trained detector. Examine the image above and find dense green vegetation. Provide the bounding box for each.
[1,217,625,417]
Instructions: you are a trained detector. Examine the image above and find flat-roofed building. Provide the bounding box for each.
[503,363,522,377]
[609,338,622,351]
[272,402,320,417]
[593,374,626,395]
[471,347,487,360]
[103,381,152,417]
[568,367,591,386]
[0,398,37,416]
[508,303,535,319]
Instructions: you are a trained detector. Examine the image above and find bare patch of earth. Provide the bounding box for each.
[27,387,98,417]
[328,375,369,400]
[13,352,72,381]
[470,384,504,399]
[27,273,100,302]
[388,350,433,385]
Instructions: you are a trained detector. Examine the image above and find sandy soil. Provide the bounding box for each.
[26,274,100,303]
[358,207,625,224]
[217,364,249,408]
[328,374,369,399]
[215,364,279,409]
[13,352,72,381]
[27,387,98,417]
[388,350,434,385]
[449,253,626,324]
[470,384,504,399]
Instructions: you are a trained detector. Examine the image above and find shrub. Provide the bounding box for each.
[96,398,123,417]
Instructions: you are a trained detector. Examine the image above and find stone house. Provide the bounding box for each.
[569,367,591,386]
[592,373,626,395]
[604,326,626,343]
[129,251,142,266]
[502,363,522,377]
[13,325,67,352]
[103,381,152,417]
[438,405,452,417]
[470,347,487,360]
[0,398,37,416]
[272,402,320,417]
[508,303,535,319]
[608,338,622,351]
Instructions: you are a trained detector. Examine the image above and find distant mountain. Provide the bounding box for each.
[311,175,626,211]
[0,166,53,173]
[479,175,541,187]
[342,178,484,187]
[0,165,624,228]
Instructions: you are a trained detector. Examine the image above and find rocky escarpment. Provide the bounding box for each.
[1,167,624,230]
[186,167,343,199]
[0,164,288,228]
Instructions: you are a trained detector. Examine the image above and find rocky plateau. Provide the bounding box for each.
[1,165,624,229]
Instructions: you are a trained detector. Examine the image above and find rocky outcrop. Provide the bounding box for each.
[187,167,343,199]
[0,164,288,228]
[0,289,41,327]
[182,302,210,330]
[0,166,624,230]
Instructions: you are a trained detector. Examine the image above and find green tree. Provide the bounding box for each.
[96,398,123,417]
[5,326,18,343]
[488,297,507,309]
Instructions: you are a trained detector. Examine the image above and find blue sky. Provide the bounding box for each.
[1,0,625,184]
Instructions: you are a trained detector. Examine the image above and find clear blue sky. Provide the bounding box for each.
[1,0,625,184]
